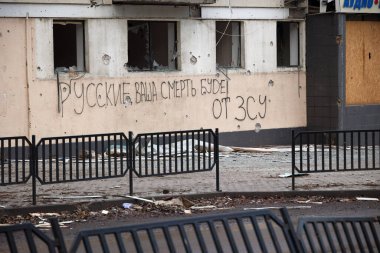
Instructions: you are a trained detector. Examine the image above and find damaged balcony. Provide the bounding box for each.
[113,0,215,5]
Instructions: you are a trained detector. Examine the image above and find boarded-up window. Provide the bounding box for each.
[216,21,242,68]
[346,21,380,105]
[277,22,299,67]
[53,21,85,72]
[128,21,177,71]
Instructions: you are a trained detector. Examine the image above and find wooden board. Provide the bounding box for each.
[346,21,380,105]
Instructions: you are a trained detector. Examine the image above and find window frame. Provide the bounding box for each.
[127,20,178,72]
[276,21,300,68]
[215,21,243,69]
[53,20,86,73]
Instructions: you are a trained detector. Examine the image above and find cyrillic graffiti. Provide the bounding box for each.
[58,77,270,123]
[343,0,379,10]
[211,95,267,121]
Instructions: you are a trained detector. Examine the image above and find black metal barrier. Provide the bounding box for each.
[297,216,380,253]
[292,129,380,190]
[1,208,379,253]
[0,129,219,205]
[0,137,32,185]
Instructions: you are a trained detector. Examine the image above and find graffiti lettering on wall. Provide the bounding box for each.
[59,79,132,116]
[58,76,268,122]
[212,95,267,121]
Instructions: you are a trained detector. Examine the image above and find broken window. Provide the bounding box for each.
[277,22,299,67]
[216,21,242,68]
[53,20,85,72]
[128,21,177,71]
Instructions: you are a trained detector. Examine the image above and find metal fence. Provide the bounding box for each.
[291,129,380,190]
[0,137,32,185]
[70,208,301,253]
[297,215,380,253]
[36,133,130,184]
[0,129,219,205]
[1,208,379,253]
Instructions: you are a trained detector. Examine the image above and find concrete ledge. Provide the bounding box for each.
[1,190,379,217]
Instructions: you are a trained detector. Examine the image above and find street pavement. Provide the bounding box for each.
[0,147,379,208]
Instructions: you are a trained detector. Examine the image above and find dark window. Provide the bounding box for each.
[277,22,299,67]
[128,21,177,71]
[216,21,242,68]
[53,21,85,72]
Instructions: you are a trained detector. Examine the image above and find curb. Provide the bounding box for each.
[1,190,379,217]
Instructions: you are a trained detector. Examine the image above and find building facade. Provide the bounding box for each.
[0,0,307,146]
[307,0,380,131]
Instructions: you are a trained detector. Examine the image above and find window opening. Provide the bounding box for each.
[128,21,177,71]
[277,22,299,67]
[53,20,85,72]
[216,21,242,68]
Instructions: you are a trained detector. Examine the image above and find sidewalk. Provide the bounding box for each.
[0,147,379,208]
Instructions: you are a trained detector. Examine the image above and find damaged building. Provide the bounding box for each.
[0,0,309,146]
[307,0,380,131]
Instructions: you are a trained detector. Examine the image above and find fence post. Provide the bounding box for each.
[128,131,134,195]
[291,130,295,191]
[31,135,37,205]
[215,128,220,192]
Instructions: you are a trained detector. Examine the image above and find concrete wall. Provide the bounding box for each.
[307,13,380,131]
[306,13,341,131]
[0,17,306,146]
[0,18,30,136]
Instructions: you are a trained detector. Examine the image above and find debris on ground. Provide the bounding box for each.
[0,195,377,226]
[356,197,379,201]
[42,195,104,200]
[122,203,134,209]
[279,173,309,178]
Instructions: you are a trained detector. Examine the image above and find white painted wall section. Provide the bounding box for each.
[244,21,277,73]
[87,19,129,77]
[201,7,289,20]
[35,18,54,79]
[180,20,216,75]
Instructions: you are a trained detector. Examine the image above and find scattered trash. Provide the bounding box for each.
[155,198,185,207]
[42,195,103,200]
[110,186,121,189]
[101,210,109,215]
[184,209,192,214]
[190,205,217,210]
[122,203,134,209]
[287,206,312,209]
[107,145,128,157]
[296,200,323,205]
[124,195,154,203]
[244,207,279,210]
[30,213,60,217]
[0,205,6,208]
[356,197,379,201]
[279,173,309,178]
[244,205,312,210]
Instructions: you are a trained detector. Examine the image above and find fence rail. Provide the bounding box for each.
[0,137,32,185]
[291,129,380,190]
[70,208,301,253]
[1,208,379,253]
[297,216,380,253]
[132,129,218,177]
[36,133,130,184]
[0,129,219,205]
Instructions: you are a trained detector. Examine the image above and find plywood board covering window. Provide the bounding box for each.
[53,20,85,72]
[128,21,177,71]
[277,22,299,67]
[216,21,242,68]
[346,21,380,105]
